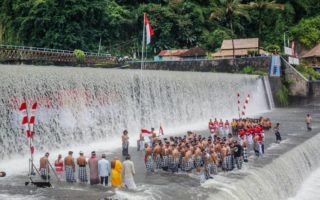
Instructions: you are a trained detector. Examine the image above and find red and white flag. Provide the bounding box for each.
[144,13,154,45]
[141,128,151,134]
[159,124,164,135]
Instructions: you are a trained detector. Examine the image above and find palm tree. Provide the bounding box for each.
[243,0,284,54]
[210,0,250,58]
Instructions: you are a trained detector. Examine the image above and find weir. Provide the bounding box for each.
[204,130,320,200]
[0,64,270,159]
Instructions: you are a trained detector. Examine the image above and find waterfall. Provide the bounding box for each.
[0,65,270,158]
[203,133,320,200]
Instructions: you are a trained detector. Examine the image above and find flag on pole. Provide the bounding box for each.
[144,13,154,45]
[159,124,164,135]
[141,128,151,134]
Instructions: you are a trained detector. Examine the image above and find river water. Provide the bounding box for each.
[0,65,319,200]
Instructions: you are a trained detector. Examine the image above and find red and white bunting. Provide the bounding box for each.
[28,102,37,136]
[241,94,250,116]
[19,102,29,131]
[19,101,37,155]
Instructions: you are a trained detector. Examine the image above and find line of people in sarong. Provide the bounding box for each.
[142,122,267,180]
[39,151,137,189]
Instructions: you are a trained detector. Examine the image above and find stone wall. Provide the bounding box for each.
[128,57,271,72]
[282,58,309,97]
[310,81,320,97]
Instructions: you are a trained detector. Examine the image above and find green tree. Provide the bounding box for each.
[242,0,284,54]
[210,0,250,58]
[290,15,320,48]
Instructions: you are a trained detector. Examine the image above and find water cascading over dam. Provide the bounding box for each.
[0,65,270,158]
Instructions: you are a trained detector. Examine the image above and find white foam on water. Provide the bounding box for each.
[0,193,46,200]
[288,167,320,200]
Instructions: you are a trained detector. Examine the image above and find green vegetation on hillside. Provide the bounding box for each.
[0,0,319,57]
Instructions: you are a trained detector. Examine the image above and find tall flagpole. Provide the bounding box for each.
[140,13,146,127]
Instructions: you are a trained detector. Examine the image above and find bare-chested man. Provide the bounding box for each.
[64,151,76,182]
[39,152,50,180]
[77,151,88,182]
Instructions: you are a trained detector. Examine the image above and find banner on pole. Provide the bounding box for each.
[288,57,300,65]
[270,55,281,77]
[284,47,292,55]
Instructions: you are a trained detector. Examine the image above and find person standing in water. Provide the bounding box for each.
[111,157,123,187]
[88,151,99,185]
[64,151,76,183]
[54,154,63,180]
[274,123,282,143]
[122,130,129,157]
[98,153,111,186]
[77,151,88,183]
[305,114,312,131]
[122,154,137,190]
[40,152,50,180]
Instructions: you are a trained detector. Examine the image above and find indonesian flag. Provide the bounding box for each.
[141,128,151,134]
[144,13,154,45]
[159,125,164,135]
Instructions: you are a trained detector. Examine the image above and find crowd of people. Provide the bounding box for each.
[39,150,137,190]
[35,114,313,188]
[138,117,274,180]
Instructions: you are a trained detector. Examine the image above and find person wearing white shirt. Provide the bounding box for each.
[98,154,111,186]
[122,154,137,190]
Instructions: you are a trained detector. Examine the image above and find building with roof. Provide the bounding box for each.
[212,38,268,58]
[301,44,320,66]
[154,47,206,61]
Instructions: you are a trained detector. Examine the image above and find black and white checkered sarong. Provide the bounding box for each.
[145,155,154,172]
[154,155,162,169]
[65,166,76,182]
[243,147,248,162]
[78,166,87,182]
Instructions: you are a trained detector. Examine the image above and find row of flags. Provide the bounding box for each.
[237,93,251,117]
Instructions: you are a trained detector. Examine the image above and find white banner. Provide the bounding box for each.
[289,57,300,65]
[284,47,292,55]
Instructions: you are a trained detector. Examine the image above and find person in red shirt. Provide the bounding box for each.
[208,119,214,134]
[54,154,64,180]
[218,119,224,135]
[224,120,230,135]
[213,118,219,134]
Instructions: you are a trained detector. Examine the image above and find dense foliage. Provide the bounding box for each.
[0,0,319,56]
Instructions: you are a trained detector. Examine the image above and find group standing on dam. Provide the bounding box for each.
[32,115,314,190]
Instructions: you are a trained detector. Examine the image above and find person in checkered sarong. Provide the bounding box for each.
[161,150,169,171]
[154,154,162,169]
[145,147,154,173]
[169,154,179,173]
[77,151,88,182]
[64,151,76,183]
[39,152,50,180]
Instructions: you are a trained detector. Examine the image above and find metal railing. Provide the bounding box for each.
[0,44,112,57]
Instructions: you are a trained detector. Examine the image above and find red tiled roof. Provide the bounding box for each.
[158,49,189,56]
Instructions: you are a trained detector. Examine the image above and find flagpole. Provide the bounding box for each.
[140,13,146,127]
[24,101,33,176]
